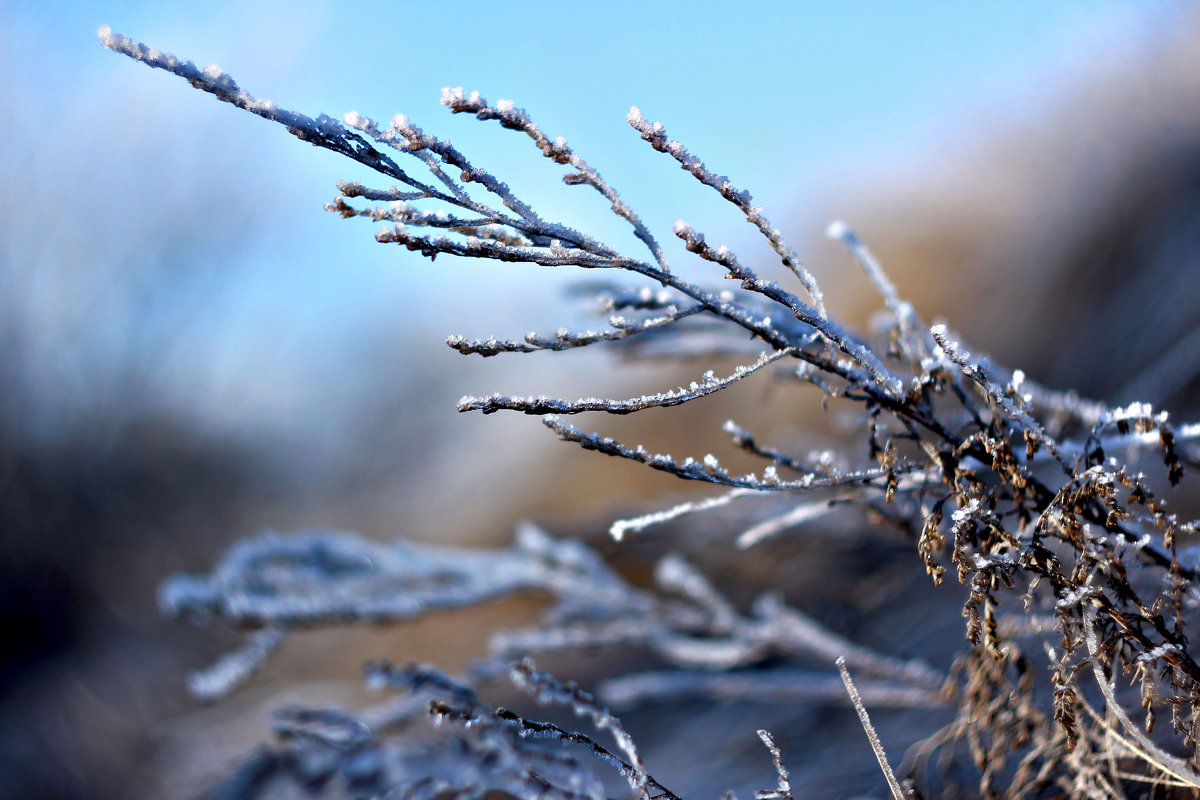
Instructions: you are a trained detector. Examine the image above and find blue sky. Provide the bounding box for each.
[1,1,1182,452]
[58,3,1174,212]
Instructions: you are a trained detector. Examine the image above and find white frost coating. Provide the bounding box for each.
[654,555,736,622]
[837,657,907,800]
[737,500,836,549]
[446,302,700,355]
[932,324,1068,470]
[1055,584,1099,609]
[951,498,981,526]
[99,27,325,136]
[809,449,836,469]
[459,347,794,415]
[630,109,825,317]
[546,417,834,492]
[757,730,792,800]
[824,219,848,240]
[929,324,950,355]
[510,661,652,800]
[432,89,669,271]
[187,627,288,701]
[1112,401,1157,421]
[970,551,1015,570]
[1102,401,1170,434]
[1136,642,1182,663]
[825,220,914,350]
[675,220,901,397]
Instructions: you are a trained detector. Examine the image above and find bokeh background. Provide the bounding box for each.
[4,2,1200,797]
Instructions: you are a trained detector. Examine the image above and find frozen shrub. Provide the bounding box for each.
[103,28,1200,800]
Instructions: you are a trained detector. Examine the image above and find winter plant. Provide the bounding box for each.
[102,28,1200,800]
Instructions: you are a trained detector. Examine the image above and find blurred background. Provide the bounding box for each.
[3,1,1200,797]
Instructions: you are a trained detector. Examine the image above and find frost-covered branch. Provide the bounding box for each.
[627,107,825,318]
[458,348,793,415]
[826,220,926,362]
[104,27,1200,800]
[544,416,907,490]
[446,304,705,356]
[600,668,943,712]
[444,89,670,272]
[672,221,903,398]
[511,658,652,800]
[932,323,1068,469]
[755,730,793,800]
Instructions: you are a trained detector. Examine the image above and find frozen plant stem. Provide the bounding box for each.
[755,729,792,800]
[838,656,906,800]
